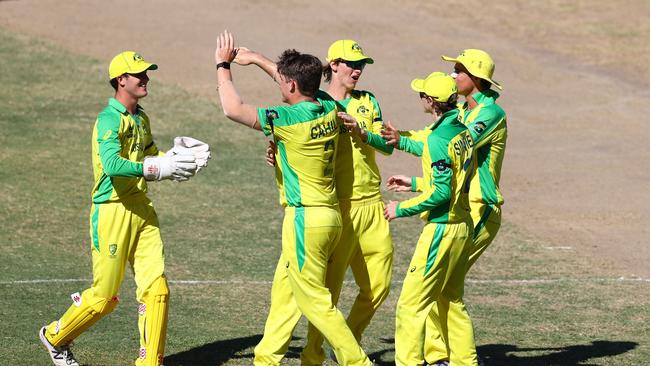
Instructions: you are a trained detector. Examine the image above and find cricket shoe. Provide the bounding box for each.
[39,326,80,366]
[428,361,449,366]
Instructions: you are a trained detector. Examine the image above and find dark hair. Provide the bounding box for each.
[323,63,333,83]
[433,93,458,115]
[276,49,322,97]
[479,78,492,90]
[109,78,119,91]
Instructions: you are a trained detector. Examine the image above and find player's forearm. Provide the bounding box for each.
[217,68,260,129]
[365,132,394,155]
[252,54,279,83]
[396,183,451,217]
[398,136,424,156]
[99,141,144,177]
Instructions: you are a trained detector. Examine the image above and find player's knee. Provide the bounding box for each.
[143,275,170,301]
[80,289,119,315]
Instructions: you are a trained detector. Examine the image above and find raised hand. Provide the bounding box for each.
[381,120,400,146]
[234,46,258,66]
[215,30,237,64]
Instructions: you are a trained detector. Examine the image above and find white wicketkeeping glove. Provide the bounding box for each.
[167,136,211,173]
[143,153,197,182]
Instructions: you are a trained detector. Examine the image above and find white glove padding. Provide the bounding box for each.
[167,136,211,172]
[143,154,198,182]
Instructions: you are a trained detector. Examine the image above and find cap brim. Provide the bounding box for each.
[129,63,158,75]
[441,55,459,63]
[485,77,503,90]
[410,78,425,93]
[337,55,374,64]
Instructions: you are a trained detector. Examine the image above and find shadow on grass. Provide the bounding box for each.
[478,341,638,366]
[164,334,305,366]
[368,339,637,366]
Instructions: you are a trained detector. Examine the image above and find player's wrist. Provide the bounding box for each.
[216,61,231,70]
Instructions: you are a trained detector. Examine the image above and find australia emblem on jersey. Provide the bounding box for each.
[356,105,369,116]
[109,243,118,257]
[473,121,487,134]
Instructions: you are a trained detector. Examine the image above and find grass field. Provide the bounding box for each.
[1,28,648,365]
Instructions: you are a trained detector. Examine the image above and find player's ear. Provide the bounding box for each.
[289,80,297,94]
[330,61,339,73]
[116,74,128,88]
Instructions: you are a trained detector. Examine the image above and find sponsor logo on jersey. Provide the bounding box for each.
[126,125,134,138]
[109,244,118,257]
[131,142,144,152]
[410,266,417,273]
[71,292,82,307]
[473,121,487,134]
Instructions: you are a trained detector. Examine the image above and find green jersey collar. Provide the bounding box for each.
[469,89,500,106]
[431,109,460,130]
[108,98,144,115]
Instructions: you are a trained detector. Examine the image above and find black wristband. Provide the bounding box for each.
[216,62,231,70]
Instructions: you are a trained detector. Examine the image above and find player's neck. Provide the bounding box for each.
[464,86,481,110]
[327,82,351,100]
[115,91,139,114]
[287,93,316,106]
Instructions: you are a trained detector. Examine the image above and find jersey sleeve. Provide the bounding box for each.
[397,125,432,157]
[466,106,506,148]
[96,111,143,177]
[363,94,394,155]
[396,136,452,217]
[257,107,279,137]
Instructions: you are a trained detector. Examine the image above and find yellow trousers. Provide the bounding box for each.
[394,221,477,366]
[301,197,393,364]
[254,206,372,366]
[43,197,168,366]
[424,204,501,364]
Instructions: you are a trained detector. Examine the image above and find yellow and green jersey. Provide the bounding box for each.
[258,91,341,208]
[460,89,506,206]
[396,109,473,224]
[336,90,393,201]
[91,98,162,204]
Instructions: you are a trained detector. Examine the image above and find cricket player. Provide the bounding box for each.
[383,72,478,366]
[238,40,394,365]
[423,49,507,366]
[38,51,211,366]
[214,30,372,366]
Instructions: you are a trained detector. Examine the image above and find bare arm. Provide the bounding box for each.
[234,47,280,84]
[215,30,260,130]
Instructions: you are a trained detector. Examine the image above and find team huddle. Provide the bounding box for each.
[39,30,507,366]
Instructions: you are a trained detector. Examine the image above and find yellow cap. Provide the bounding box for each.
[326,40,374,64]
[410,72,457,102]
[108,51,158,80]
[442,49,502,90]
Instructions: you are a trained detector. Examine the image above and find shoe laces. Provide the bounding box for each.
[53,343,77,364]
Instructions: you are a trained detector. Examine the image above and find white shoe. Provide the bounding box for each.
[39,326,80,366]
[429,361,449,366]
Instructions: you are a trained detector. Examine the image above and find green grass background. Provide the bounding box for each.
[0,28,648,365]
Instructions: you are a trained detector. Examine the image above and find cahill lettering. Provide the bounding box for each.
[311,120,337,139]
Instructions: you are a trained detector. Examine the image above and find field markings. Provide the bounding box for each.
[2,277,649,286]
